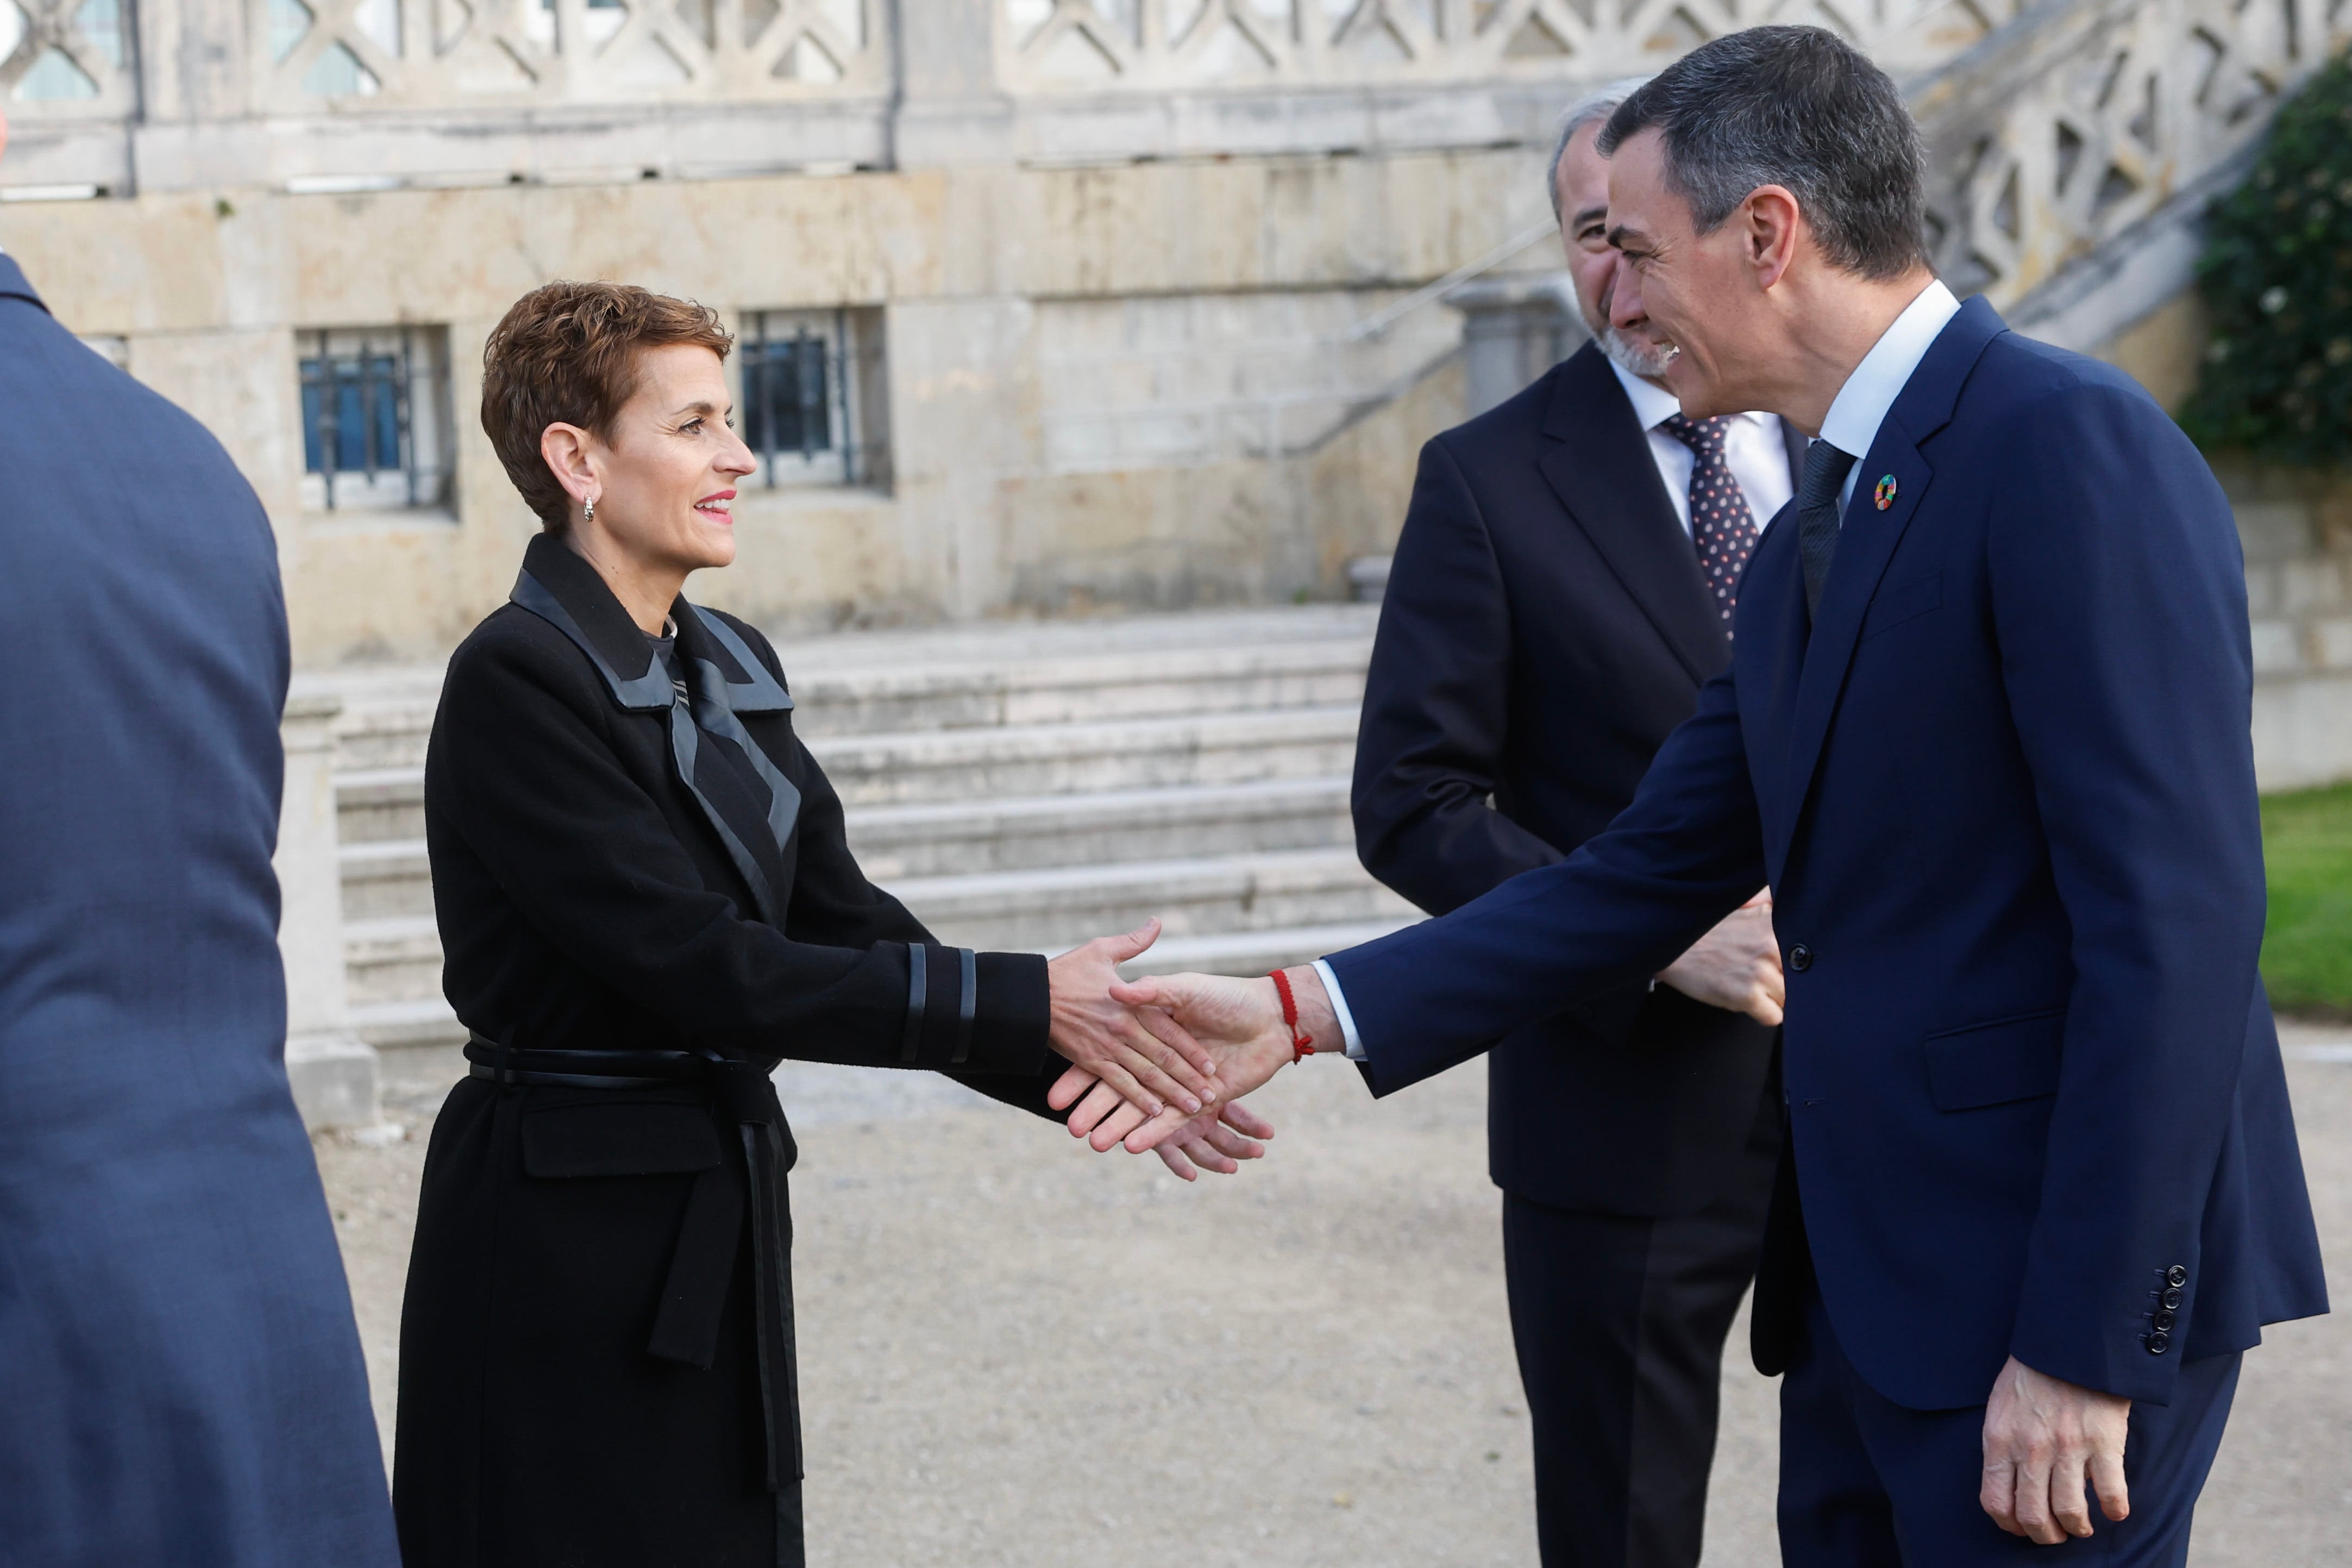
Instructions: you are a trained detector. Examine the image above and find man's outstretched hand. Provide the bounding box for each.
[1051,967,1335,1153]
[1044,920,1221,1120]
[1980,1356,2131,1544]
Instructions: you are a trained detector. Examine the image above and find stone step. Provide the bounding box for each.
[340,837,434,921]
[344,915,444,1010]
[1128,918,1422,979]
[332,704,1363,844]
[846,776,1355,880]
[338,776,1360,919]
[352,995,468,1053]
[336,766,431,845]
[886,848,1415,953]
[809,705,1364,807]
[324,613,1373,772]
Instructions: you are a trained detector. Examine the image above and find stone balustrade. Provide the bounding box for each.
[1917,0,2352,340]
[0,0,2094,191]
[996,0,2026,93]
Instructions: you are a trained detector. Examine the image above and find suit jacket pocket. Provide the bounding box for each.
[1923,1007,2064,1111]
[1861,569,1943,641]
[522,1101,725,1178]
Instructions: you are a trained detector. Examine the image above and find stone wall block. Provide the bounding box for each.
[2244,561,2279,618]
[2280,558,2347,617]
[2313,618,2352,672]
[2251,621,2306,676]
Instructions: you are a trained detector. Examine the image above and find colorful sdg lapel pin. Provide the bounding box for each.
[1873,474,1898,511]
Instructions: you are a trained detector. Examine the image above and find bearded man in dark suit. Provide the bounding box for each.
[1349,82,1803,1568]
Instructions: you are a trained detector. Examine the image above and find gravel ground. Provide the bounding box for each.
[315,1024,2352,1566]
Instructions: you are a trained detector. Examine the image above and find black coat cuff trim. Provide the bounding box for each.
[899,945,1049,1074]
[899,942,927,1063]
[954,947,979,1065]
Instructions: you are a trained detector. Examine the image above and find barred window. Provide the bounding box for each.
[297,326,454,512]
[738,308,888,490]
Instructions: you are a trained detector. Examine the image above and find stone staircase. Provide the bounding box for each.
[324,605,1420,1081]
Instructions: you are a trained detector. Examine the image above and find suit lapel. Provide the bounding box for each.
[1536,346,1728,685]
[1779,416,1809,491]
[1771,298,2008,871]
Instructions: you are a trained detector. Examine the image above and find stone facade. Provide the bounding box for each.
[14,0,2339,667]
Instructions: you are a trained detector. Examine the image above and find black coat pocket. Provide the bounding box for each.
[521,1101,725,1178]
[1923,1008,2064,1111]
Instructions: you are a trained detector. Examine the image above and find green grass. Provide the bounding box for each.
[2263,783,2352,1018]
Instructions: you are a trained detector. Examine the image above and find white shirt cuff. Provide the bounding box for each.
[1310,958,1368,1061]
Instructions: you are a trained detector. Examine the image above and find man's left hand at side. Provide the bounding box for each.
[1980,1355,2132,1544]
[1657,889,1784,1025]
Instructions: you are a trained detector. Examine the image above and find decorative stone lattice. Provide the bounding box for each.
[244,0,882,110]
[1914,0,2352,310]
[994,0,2030,92]
[0,0,136,117]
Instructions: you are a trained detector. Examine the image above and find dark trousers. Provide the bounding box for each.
[1779,1278,2242,1566]
[1502,1085,1784,1567]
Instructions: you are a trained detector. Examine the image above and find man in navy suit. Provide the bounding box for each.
[1351,81,1799,1566]
[1084,28,2328,1563]
[0,112,399,1565]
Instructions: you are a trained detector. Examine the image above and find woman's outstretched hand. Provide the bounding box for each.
[1144,1098,1280,1180]
[1044,919,1222,1119]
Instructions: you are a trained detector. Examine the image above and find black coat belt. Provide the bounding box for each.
[466,1033,804,1492]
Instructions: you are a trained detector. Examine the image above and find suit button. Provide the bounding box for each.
[2152,1309,2178,1332]
[2166,1264,2188,1288]
[2161,1287,2184,1310]
[1788,944,1815,973]
[2147,1331,2171,1355]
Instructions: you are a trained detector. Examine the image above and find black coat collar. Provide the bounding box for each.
[1535,343,1729,684]
[511,534,801,922]
[512,533,789,714]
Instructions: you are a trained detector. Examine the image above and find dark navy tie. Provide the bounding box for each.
[1795,439,1857,619]
[1660,412,1760,631]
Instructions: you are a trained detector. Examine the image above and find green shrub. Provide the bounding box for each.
[2180,51,2352,463]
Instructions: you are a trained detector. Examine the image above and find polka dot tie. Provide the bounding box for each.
[1660,412,1760,631]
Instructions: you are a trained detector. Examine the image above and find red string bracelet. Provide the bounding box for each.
[1269,968,1316,1062]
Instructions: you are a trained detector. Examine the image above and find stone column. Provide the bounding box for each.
[1445,272,1588,419]
[277,693,382,1130]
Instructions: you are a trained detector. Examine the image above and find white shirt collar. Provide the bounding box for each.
[1608,357,1682,430]
[1815,278,1961,462]
[1607,355,1778,437]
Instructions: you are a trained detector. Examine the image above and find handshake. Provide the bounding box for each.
[1039,894,1786,1177]
[1037,917,1340,1181]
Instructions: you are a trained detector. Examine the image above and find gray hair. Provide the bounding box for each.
[1595,26,1928,280]
[1546,76,1654,219]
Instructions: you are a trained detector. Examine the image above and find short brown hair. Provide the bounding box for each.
[480,281,735,532]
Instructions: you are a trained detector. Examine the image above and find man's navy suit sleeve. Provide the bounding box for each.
[1986,385,2272,1403]
[1328,663,1767,1095]
[1353,436,1564,914]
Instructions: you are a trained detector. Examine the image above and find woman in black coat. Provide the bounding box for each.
[392,282,1265,1568]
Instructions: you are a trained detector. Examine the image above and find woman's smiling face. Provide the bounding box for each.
[582,342,756,578]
